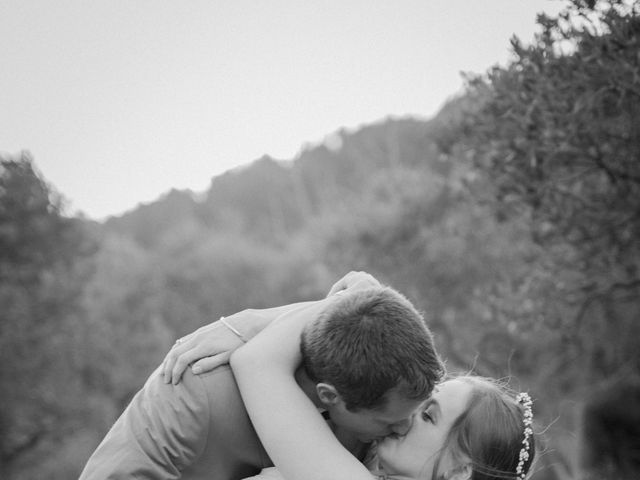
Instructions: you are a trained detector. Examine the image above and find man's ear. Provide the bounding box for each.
[444,463,472,480]
[316,383,341,407]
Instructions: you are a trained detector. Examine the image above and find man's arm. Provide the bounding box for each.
[79,367,210,480]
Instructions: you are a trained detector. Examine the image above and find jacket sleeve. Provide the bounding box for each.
[79,366,210,480]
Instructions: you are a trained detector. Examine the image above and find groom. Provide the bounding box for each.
[79,272,444,480]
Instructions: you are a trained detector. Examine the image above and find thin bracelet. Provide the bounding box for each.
[219,317,247,343]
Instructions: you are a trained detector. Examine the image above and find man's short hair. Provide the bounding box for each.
[300,287,444,411]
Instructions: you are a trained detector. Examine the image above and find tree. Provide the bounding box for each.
[451,0,640,381]
[0,151,94,476]
[441,3,640,476]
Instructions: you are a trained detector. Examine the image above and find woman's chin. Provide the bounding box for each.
[375,435,399,457]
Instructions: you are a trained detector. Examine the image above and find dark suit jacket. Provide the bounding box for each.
[79,365,271,479]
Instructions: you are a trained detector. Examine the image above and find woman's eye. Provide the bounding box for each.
[421,410,433,423]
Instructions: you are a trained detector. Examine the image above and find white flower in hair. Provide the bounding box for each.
[515,392,533,480]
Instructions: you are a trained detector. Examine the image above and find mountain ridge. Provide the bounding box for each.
[103,114,448,247]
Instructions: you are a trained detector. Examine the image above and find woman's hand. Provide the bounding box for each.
[326,271,381,297]
[161,316,249,385]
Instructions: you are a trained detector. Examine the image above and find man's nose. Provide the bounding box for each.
[390,417,413,436]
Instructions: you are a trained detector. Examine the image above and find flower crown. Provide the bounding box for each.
[515,392,533,480]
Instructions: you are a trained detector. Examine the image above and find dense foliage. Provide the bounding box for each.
[0,153,96,478]
[1,1,638,478]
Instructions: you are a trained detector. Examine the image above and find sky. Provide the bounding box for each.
[1,0,568,220]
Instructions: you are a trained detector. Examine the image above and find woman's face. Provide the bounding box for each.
[376,379,473,480]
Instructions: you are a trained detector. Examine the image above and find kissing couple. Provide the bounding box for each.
[80,271,535,480]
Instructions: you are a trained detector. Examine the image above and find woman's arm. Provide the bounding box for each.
[230,296,374,480]
[162,301,315,384]
[162,271,382,384]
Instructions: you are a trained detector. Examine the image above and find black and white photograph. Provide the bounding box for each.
[1,1,639,479]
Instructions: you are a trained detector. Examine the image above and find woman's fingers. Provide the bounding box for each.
[327,271,358,296]
[191,352,232,375]
[162,341,190,383]
[169,345,215,385]
[170,348,194,385]
[161,323,223,382]
[327,271,380,296]
[346,272,381,291]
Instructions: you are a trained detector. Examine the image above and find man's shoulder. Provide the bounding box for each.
[183,365,246,415]
[189,364,237,391]
[141,365,255,450]
[185,364,270,468]
[137,364,241,414]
